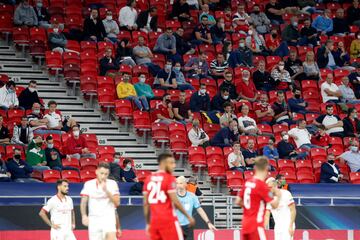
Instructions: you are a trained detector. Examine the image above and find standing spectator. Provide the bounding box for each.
[199,4,216,26]
[303,51,320,80]
[26,136,50,172]
[343,108,360,138]
[288,119,317,149]
[242,139,258,169]
[281,16,301,46]
[210,120,239,147]
[246,25,269,56]
[118,0,138,30]
[0,81,19,110]
[65,125,96,159]
[285,50,305,81]
[237,70,257,103]
[209,53,228,80]
[350,32,360,59]
[43,101,63,134]
[314,105,344,137]
[347,0,360,28]
[320,74,342,103]
[133,36,160,76]
[174,27,196,56]
[171,0,191,22]
[0,116,10,144]
[311,125,330,148]
[263,137,279,160]
[173,91,193,124]
[238,104,261,135]
[6,149,37,182]
[311,9,333,36]
[11,117,34,145]
[120,158,138,182]
[192,15,213,46]
[332,9,349,36]
[102,10,120,44]
[48,23,78,54]
[219,71,237,100]
[211,88,230,112]
[115,39,136,67]
[300,19,318,47]
[190,84,211,112]
[83,8,108,42]
[219,102,237,128]
[253,60,276,91]
[267,29,289,57]
[155,94,176,124]
[317,40,337,69]
[18,80,41,110]
[228,35,253,68]
[348,64,360,98]
[228,142,246,172]
[333,41,354,71]
[271,61,292,90]
[272,91,293,125]
[99,47,119,76]
[278,131,307,160]
[339,77,360,104]
[136,7,158,33]
[338,140,360,172]
[210,18,226,44]
[153,60,178,90]
[188,119,210,147]
[184,52,209,79]
[320,153,342,183]
[0,156,11,182]
[288,88,308,114]
[134,74,155,100]
[27,103,48,134]
[45,136,77,172]
[249,4,271,34]
[255,93,275,125]
[153,28,181,64]
[117,73,149,111]
[33,0,50,28]
[14,0,38,27]
[265,0,285,25]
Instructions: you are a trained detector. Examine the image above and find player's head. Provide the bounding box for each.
[176,176,187,192]
[96,162,110,182]
[57,179,69,195]
[275,174,286,188]
[157,152,176,173]
[254,156,269,177]
[265,177,277,191]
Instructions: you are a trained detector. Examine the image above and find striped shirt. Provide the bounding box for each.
[209,60,228,74]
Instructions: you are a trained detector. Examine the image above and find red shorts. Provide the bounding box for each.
[150,220,183,240]
[242,227,267,240]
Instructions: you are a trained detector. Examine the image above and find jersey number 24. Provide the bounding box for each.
[147,181,167,204]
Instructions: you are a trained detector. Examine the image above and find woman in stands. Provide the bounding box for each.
[120,158,138,182]
[303,51,320,80]
[115,39,136,67]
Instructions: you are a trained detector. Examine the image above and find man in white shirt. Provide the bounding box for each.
[288,119,318,149]
[320,73,342,103]
[44,100,63,134]
[80,162,120,240]
[0,81,19,110]
[39,179,76,240]
[265,177,296,240]
[314,104,344,137]
[118,0,138,31]
[338,140,360,172]
[228,142,246,172]
[237,104,261,135]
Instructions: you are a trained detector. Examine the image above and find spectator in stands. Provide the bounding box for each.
[209,53,228,80]
[219,71,237,100]
[253,60,276,91]
[297,0,316,14]
[219,102,236,128]
[242,139,258,169]
[285,50,305,81]
[187,176,203,196]
[43,100,63,134]
[26,136,50,172]
[238,104,261,135]
[48,23,78,54]
[211,88,230,112]
[184,51,209,79]
[210,18,226,44]
[155,94,176,124]
[14,0,38,27]
[33,0,50,28]
[282,16,302,46]
[188,119,210,147]
[228,35,253,68]
[190,83,211,112]
[288,119,317,149]
[300,19,319,47]
[222,41,232,61]
[348,64,360,98]
[6,148,37,182]
[303,51,320,80]
[102,10,120,44]
[246,25,269,56]
[333,41,354,71]
[171,0,191,22]
[210,120,239,147]
[27,102,48,134]
[314,105,344,137]
[136,6,158,33]
[271,61,292,90]
[272,91,293,125]
[120,158,138,182]
[255,93,275,125]
[18,80,41,110]
[232,4,250,34]
[0,155,11,182]
[83,8,108,42]
[311,124,330,149]
[263,137,279,160]
[339,140,360,172]
[174,27,196,56]
[134,74,155,100]
[265,0,284,25]
[133,36,160,76]
[311,9,333,35]
[350,32,360,59]
[154,27,182,64]
[343,108,360,138]
[45,135,74,172]
[118,0,138,30]
[99,47,119,77]
[117,73,149,111]
[199,4,216,26]
[339,77,360,104]
[11,116,33,145]
[249,4,271,34]
[278,131,307,160]
[320,74,342,103]
[0,116,10,145]
[317,40,337,69]
[173,91,193,124]
[228,142,246,172]
[237,70,258,103]
[288,88,308,114]
[154,60,178,90]
[0,81,19,110]
[347,0,360,28]
[332,9,349,36]
[320,153,342,183]
[267,29,289,57]
[66,126,96,159]
[192,15,213,46]
[115,39,136,67]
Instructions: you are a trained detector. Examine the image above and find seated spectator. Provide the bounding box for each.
[115,39,136,67]
[303,51,320,80]
[311,124,330,148]
[317,40,337,69]
[339,77,360,104]
[211,88,230,112]
[210,18,226,44]
[133,36,160,76]
[288,119,317,149]
[18,80,42,110]
[347,0,360,28]
[255,93,275,125]
[102,10,120,44]
[232,4,250,34]
[339,140,360,172]
[199,4,216,26]
[209,53,228,80]
[0,157,11,182]
[171,0,191,22]
[100,47,119,77]
[246,25,269,56]
[219,102,237,128]
[219,71,237,100]
[285,50,305,81]
[65,125,96,159]
[320,74,342,103]
[153,60,178,90]
[250,4,271,34]
[0,116,10,145]
[0,81,19,110]
[188,119,210,147]
[271,60,292,90]
[228,35,253,68]
[228,142,246,172]
[48,23,79,54]
[222,41,232,61]
[118,0,138,31]
[210,120,239,147]
[43,101,63,134]
[237,70,257,103]
[253,60,276,91]
[263,137,279,160]
[348,64,360,98]
[278,131,307,160]
[190,84,211,112]
[120,158,138,182]
[242,139,258,169]
[300,18,319,47]
[265,0,284,25]
[136,6,158,33]
[332,8,349,36]
[320,153,342,183]
[311,9,333,35]
[350,32,360,59]
[332,42,354,71]
[14,0,38,27]
[192,15,213,46]
[27,102,48,134]
[282,16,302,47]
[288,88,308,114]
[267,29,289,58]
[173,91,193,124]
[6,148,37,182]
[173,62,195,90]
[83,8,108,42]
[174,27,196,56]
[11,117,33,145]
[153,28,182,64]
[272,91,293,125]
[134,74,155,100]
[33,0,50,28]
[343,108,360,138]
[117,73,149,111]
[238,104,261,135]
[26,136,50,172]
[155,94,176,124]
[184,52,209,79]
[297,0,316,14]
[314,105,344,137]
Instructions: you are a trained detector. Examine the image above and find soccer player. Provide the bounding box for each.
[80,162,120,240]
[39,179,76,240]
[235,156,282,240]
[264,177,296,240]
[143,153,195,240]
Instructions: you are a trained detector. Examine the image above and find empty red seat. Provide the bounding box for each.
[349,172,360,184]
[272,124,289,135]
[244,171,254,180]
[115,99,133,120]
[310,148,327,161]
[188,146,207,174]
[295,160,313,172]
[136,170,152,182]
[61,170,80,182]
[279,170,297,183]
[46,51,63,70]
[226,170,244,190]
[257,136,270,149]
[205,146,224,161]
[133,111,151,136]
[257,124,272,134]
[13,27,29,46]
[80,158,98,171]
[297,172,315,183]
[82,134,98,149]
[151,122,169,145]
[43,170,61,183]
[7,109,25,124]
[62,158,80,169]
[277,159,295,172]
[203,123,220,139]
[80,170,96,182]
[97,146,115,158]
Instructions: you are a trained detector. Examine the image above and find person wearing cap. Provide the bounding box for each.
[228,35,253,68]
[176,176,216,240]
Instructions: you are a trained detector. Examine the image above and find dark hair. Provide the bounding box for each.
[6,81,16,88]
[325,104,334,110]
[201,15,208,20]
[149,6,157,12]
[292,88,300,93]
[348,107,356,117]
[98,162,110,170]
[162,93,170,99]
[297,119,305,125]
[221,87,229,93]
[157,152,174,163]
[276,91,284,96]
[269,136,275,142]
[47,100,57,107]
[46,135,53,141]
[126,0,135,6]
[29,80,37,85]
[223,102,232,108]
[166,27,173,31]
[326,39,334,45]
[222,41,232,57]
[275,174,284,180]
[56,179,69,187]
[123,158,132,167]
[200,83,206,87]
[318,124,326,130]
[239,104,249,112]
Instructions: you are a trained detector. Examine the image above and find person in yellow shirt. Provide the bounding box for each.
[350,32,360,59]
[116,73,149,111]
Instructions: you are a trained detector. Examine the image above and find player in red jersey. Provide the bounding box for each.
[143,153,195,240]
[235,156,282,240]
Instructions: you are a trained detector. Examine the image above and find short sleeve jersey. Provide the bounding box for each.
[155,102,171,119]
[42,195,74,231]
[254,103,274,123]
[44,112,62,128]
[176,191,201,226]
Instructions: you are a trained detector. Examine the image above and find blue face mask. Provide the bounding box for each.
[7,87,14,93]
[165,65,172,71]
[36,2,43,8]
[173,67,181,72]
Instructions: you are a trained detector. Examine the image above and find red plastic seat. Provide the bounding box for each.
[295,160,313,172]
[301,80,318,92]
[43,170,61,183]
[170,135,188,157]
[97,145,115,158]
[80,75,97,94]
[7,109,25,125]
[349,172,360,184]
[279,170,297,183]
[277,159,295,172]
[31,170,43,181]
[244,171,254,180]
[61,170,80,183]
[13,27,30,46]
[30,27,46,43]
[266,56,281,71]
[63,51,80,65]
[46,51,63,70]
[305,113,320,124]
[80,158,98,171]
[329,137,344,151]
[297,171,315,183]
[239,135,256,149]
[312,159,326,171]
[310,148,327,161]
[272,124,289,136]
[115,99,133,119]
[136,170,152,182]
[203,123,220,139]
[65,15,83,30]
[226,170,244,190]
[168,122,187,137]
[82,134,98,149]
[257,124,272,134]
[257,136,271,150]
[133,110,151,134]
[97,88,115,107]
[63,63,80,81]
[80,170,96,182]
[208,158,226,177]
[97,76,115,89]
[205,146,224,161]
[188,146,207,168]
[151,122,170,145]
[62,158,80,169]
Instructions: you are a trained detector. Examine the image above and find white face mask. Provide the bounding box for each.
[278,65,284,70]
[350,146,358,152]
[358,35,360,39]
[283,135,289,141]
[106,15,112,21]
[47,144,54,149]
[139,77,146,83]
[29,87,36,93]
[223,95,229,100]
[220,23,225,29]
[248,30,253,35]
[125,163,132,170]
[53,28,59,33]
[239,42,245,48]
[200,89,206,95]
[73,130,80,137]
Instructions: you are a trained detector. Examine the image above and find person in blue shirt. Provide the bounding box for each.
[288,88,308,114]
[120,158,138,182]
[311,9,333,35]
[176,176,216,240]
[262,137,279,160]
[173,62,195,90]
[210,120,239,147]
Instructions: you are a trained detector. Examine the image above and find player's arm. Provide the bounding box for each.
[115,211,122,237]
[289,202,296,236]
[235,196,243,208]
[264,210,271,229]
[143,193,150,225]
[196,207,217,230]
[80,195,89,226]
[102,182,120,207]
[168,192,195,226]
[38,208,59,229]
[72,210,76,229]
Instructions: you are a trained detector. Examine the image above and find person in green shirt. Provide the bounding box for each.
[134,74,155,100]
[26,135,50,172]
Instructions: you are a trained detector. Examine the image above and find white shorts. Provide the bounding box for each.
[88,215,116,240]
[274,230,293,240]
[50,229,76,240]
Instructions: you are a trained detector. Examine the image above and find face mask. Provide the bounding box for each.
[278,66,284,70]
[113,158,120,164]
[139,77,146,83]
[272,33,277,38]
[220,23,225,29]
[193,123,199,128]
[47,144,54,149]
[53,28,59,33]
[106,16,112,21]
[33,109,40,115]
[248,30,253,35]
[354,113,358,119]
[243,77,249,81]
[7,88,14,93]
[73,130,80,137]
[165,65,172,71]
[357,35,360,39]
[295,94,301,99]
[328,160,335,164]
[350,146,358,152]
[281,179,286,186]
[126,163,132,169]
[174,67,181,71]
[36,2,43,8]
[14,154,21,160]
[200,89,206,95]
[223,95,229,100]
[292,22,298,27]
[29,87,36,93]
[283,135,289,141]
[239,42,245,48]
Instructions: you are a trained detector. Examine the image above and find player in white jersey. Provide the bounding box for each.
[80,162,120,240]
[264,177,296,240]
[39,179,76,240]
